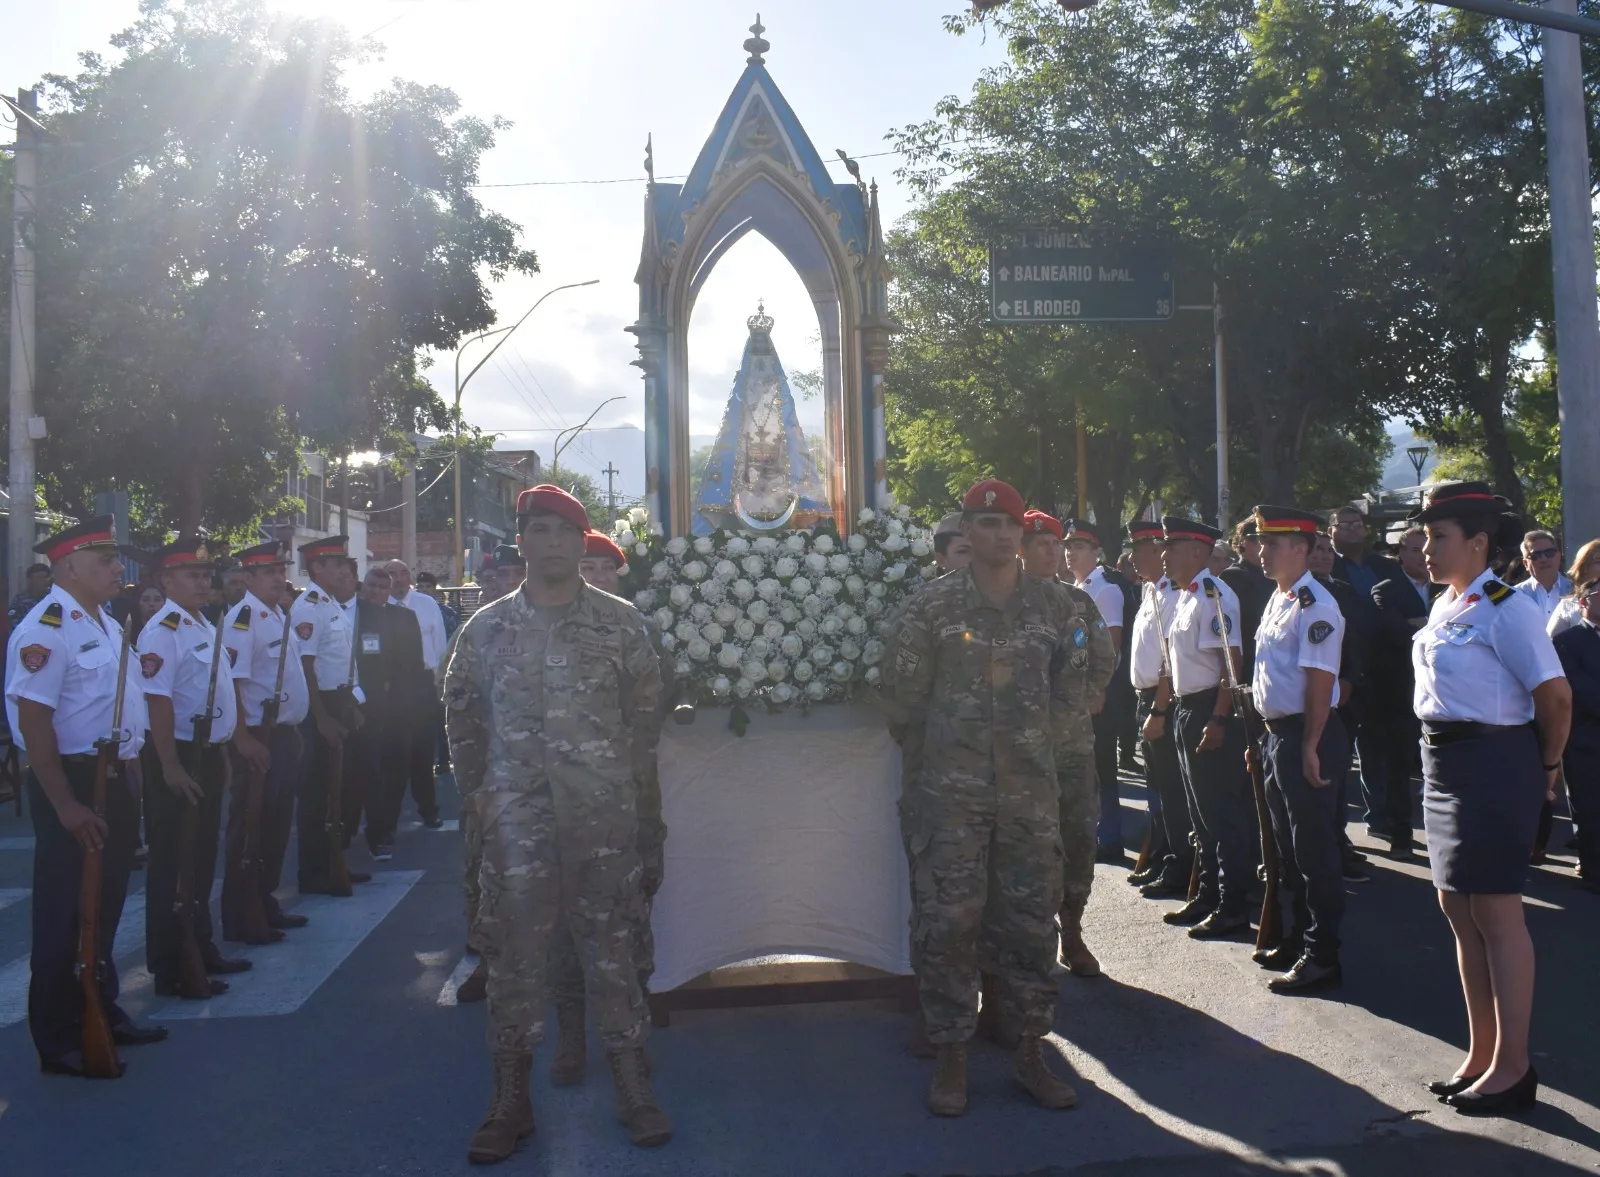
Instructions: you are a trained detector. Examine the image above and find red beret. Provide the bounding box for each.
[1021,510,1063,540]
[961,479,1026,525]
[515,484,590,533]
[583,531,626,566]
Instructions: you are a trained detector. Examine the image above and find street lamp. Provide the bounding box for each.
[1406,444,1430,488]
[551,396,626,475]
[451,279,599,584]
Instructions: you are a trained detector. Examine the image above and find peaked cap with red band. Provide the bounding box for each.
[154,538,218,570]
[1409,480,1503,524]
[1125,517,1164,544]
[516,484,591,533]
[1021,510,1063,540]
[298,535,349,563]
[1064,518,1102,547]
[1252,505,1322,536]
[961,479,1026,525]
[583,531,626,566]
[235,540,288,568]
[1162,515,1223,545]
[35,515,120,563]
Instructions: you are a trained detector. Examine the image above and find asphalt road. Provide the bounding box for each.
[1,767,1598,1177]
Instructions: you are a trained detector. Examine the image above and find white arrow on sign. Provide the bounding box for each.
[998,266,1010,281]
[998,301,1011,316]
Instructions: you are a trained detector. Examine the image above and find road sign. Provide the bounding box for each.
[989,234,1174,323]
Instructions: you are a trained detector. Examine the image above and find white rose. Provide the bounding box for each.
[864,597,885,618]
[846,615,868,636]
[861,551,884,575]
[790,576,813,597]
[694,536,714,555]
[793,660,814,683]
[726,536,750,556]
[827,553,851,575]
[818,576,841,597]
[882,534,907,553]
[734,618,756,641]
[814,534,836,554]
[804,552,827,574]
[779,602,801,624]
[731,578,756,602]
[746,599,770,624]
[887,518,904,535]
[784,534,806,553]
[651,560,673,583]
[717,644,743,669]
[741,660,767,683]
[674,620,697,644]
[629,506,649,527]
[774,556,800,580]
[636,589,658,611]
[910,539,931,558]
[701,622,726,645]
[766,658,789,681]
[754,536,779,554]
[806,679,828,701]
[714,559,738,582]
[896,504,912,519]
[674,657,692,679]
[762,619,786,641]
[847,533,867,553]
[618,529,637,548]
[688,638,712,662]
[757,577,782,602]
[795,618,818,640]
[885,564,906,582]
[714,602,739,625]
[865,666,881,686]
[868,581,886,599]
[839,639,862,662]
[809,644,834,666]
[748,635,771,658]
[834,601,856,620]
[771,681,795,704]
[665,536,689,557]
[659,610,680,634]
[699,576,726,603]
[682,560,708,581]
[741,554,765,577]
[635,543,650,558]
[820,614,844,637]
[802,595,826,618]
[858,507,876,523]
[712,675,731,696]
[845,575,865,597]
[831,660,852,682]
[734,678,754,699]
[863,638,887,665]
[690,602,713,623]
[780,633,804,658]
[659,632,677,652]
[669,584,693,609]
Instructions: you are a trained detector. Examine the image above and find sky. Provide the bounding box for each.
[1,0,1006,495]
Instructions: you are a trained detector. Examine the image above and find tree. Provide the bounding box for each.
[544,464,606,525]
[3,0,537,535]
[1429,356,1562,529]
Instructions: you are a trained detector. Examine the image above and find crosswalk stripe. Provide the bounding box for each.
[0,889,149,1029]
[0,887,28,913]
[436,951,480,1007]
[152,870,423,1021]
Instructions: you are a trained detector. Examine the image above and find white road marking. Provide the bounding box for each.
[0,889,149,1029]
[436,951,480,1007]
[0,888,27,913]
[152,870,423,1020]
[0,837,36,851]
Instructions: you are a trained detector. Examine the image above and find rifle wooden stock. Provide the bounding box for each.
[77,750,121,1078]
[1185,835,1201,902]
[1131,820,1154,877]
[171,796,212,999]
[224,741,274,945]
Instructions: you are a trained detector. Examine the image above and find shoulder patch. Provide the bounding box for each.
[295,621,314,641]
[140,652,164,679]
[1307,619,1335,645]
[39,602,62,628]
[1485,579,1512,605]
[1297,586,1316,608]
[19,643,50,672]
[159,610,181,631]
[231,605,251,631]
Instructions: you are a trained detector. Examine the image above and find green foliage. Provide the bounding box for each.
[1429,362,1562,529]
[544,464,606,525]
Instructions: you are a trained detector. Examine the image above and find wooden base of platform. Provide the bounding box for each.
[648,958,918,1028]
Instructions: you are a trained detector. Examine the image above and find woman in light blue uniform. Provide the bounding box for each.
[1412,482,1571,1116]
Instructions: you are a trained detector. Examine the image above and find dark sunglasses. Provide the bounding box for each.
[1528,548,1559,561]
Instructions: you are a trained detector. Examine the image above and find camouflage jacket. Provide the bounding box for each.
[1054,583,1118,748]
[444,583,663,817]
[879,566,1086,804]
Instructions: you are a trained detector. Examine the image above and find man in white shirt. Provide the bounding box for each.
[1515,531,1573,621]
[385,560,444,829]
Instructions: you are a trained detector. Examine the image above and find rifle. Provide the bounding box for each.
[79,606,136,1078]
[226,602,292,944]
[323,602,357,896]
[172,608,230,999]
[1203,579,1282,953]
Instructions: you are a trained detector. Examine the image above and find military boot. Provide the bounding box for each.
[466,1051,534,1165]
[607,1047,673,1147]
[926,1042,969,1117]
[1013,1036,1078,1109]
[549,1000,587,1086]
[1058,903,1102,978]
[457,958,488,1004]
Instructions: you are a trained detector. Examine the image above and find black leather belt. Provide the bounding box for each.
[1421,720,1532,747]
[1262,715,1304,736]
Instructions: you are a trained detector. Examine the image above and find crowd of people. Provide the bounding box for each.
[4,475,1593,1161]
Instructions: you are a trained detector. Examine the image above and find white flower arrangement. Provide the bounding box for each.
[615,509,937,724]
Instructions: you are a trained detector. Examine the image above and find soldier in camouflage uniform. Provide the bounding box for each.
[444,485,670,1166]
[1019,511,1117,978]
[879,479,1083,1118]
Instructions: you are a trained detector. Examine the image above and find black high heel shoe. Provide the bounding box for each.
[1446,1068,1539,1116]
[1426,1073,1483,1098]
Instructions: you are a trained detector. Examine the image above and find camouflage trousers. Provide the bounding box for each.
[1055,726,1101,913]
[903,781,1063,1044]
[462,795,485,954]
[471,783,649,1055]
[551,829,664,1004]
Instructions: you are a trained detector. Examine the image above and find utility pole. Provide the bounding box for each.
[401,450,418,569]
[1213,285,1229,533]
[602,462,620,527]
[1543,0,1600,546]
[7,89,40,597]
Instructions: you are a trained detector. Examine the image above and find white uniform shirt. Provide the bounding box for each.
[290,586,361,698]
[224,591,310,727]
[1413,567,1564,725]
[1548,596,1582,640]
[1168,574,1243,697]
[1076,566,1125,631]
[1516,574,1573,620]
[137,606,237,744]
[1129,577,1181,690]
[392,588,447,671]
[1251,572,1344,719]
[5,587,147,758]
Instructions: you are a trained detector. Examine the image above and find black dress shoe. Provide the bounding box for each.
[1188,910,1250,940]
[1447,1068,1538,1116]
[1162,898,1214,926]
[112,1022,169,1046]
[1141,873,1189,899]
[204,955,253,975]
[347,870,373,884]
[1427,1073,1484,1098]
[1252,939,1305,971]
[41,1050,125,1079]
[1386,840,1416,861]
[1268,956,1342,993]
[1126,864,1159,886]
[268,911,309,929]
[154,977,229,998]
[423,815,445,830]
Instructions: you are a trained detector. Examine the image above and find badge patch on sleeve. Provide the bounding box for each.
[295,622,314,641]
[139,652,164,678]
[895,646,922,676]
[19,644,50,673]
[1307,620,1334,645]
[1210,614,1234,636]
[1072,625,1088,648]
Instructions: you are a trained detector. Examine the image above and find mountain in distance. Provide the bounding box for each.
[1379,421,1439,492]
